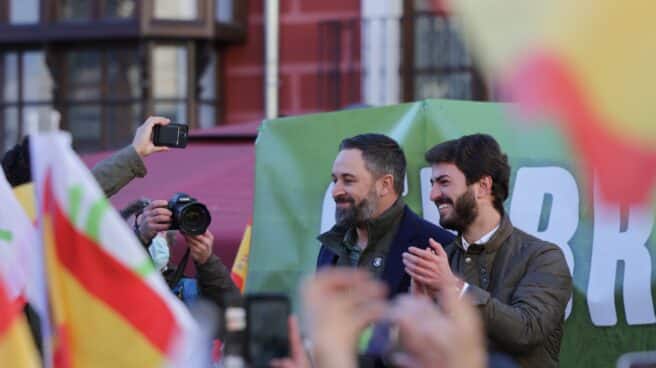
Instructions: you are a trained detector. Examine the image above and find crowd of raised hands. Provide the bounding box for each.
[270,268,486,368]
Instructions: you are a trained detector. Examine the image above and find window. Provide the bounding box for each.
[152,45,188,123]
[198,49,218,128]
[412,14,481,100]
[216,0,234,23]
[10,0,39,24]
[0,41,222,153]
[65,50,101,150]
[59,0,92,21]
[0,51,54,152]
[154,0,198,20]
[318,1,486,109]
[105,49,141,146]
[410,0,485,100]
[63,48,142,152]
[105,0,136,19]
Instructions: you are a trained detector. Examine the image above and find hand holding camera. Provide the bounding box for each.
[137,199,172,244]
[136,193,212,247]
[184,230,213,265]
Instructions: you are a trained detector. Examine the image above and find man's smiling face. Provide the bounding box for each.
[429,162,478,233]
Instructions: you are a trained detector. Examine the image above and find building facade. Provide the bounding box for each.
[226,0,487,123]
[0,0,485,153]
[0,0,246,152]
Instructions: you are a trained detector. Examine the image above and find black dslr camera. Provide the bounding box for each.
[168,192,211,236]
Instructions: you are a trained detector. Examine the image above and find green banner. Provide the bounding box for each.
[247,99,656,367]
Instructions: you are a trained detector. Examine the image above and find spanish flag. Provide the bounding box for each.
[31,132,197,367]
[231,220,252,293]
[453,0,656,203]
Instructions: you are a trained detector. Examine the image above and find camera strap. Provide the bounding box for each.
[167,247,191,289]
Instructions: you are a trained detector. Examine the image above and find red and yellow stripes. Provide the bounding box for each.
[43,173,180,367]
[453,0,656,203]
[231,221,252,293]
[506,52,656,203]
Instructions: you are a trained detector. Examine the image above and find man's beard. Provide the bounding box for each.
[434,187,478,233]
[334,190,378,227]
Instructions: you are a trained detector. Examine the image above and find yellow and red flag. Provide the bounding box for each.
[31,132,198,368]
[0,277,40,367]
[0,172,40,367]
[231,220,252,293]
[452,0,656,203]
[0,171,37,305]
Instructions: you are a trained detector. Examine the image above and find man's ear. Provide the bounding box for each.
[378,174,395,196]
[476,176,493,198]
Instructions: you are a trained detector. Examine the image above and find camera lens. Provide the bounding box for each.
[179,203,211,235]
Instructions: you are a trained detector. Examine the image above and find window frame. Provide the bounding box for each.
[2,0,42,25]
[196,43,221,128]
[401,0,487,101]
[0,0,246,43]
[147,40,195,127]
[101,0,140,20]
[0,48,55,152]
[56,43,145,152]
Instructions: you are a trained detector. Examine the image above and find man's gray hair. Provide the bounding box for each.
[339,133,406,194]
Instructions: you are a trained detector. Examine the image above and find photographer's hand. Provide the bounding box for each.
[137,200,172,244]
[185,230,213,265]
[132,116,170,158]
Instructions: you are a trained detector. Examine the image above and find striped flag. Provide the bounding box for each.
[0,172,40,368]
[31,132,198,367]
[1,176,52,366]
[0,171,35,303]
[0,277,40,367]
[231,220,252,293]
[0,171,48,331]
[452,0,656,203]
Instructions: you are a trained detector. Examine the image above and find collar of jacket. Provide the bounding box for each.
[453,214,513,254]
[317,198,405,252]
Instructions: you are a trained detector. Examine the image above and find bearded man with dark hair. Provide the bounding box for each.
[316,133,453,298]
[404,133,572,368]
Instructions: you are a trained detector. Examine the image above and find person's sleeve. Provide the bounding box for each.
[91,145,146,198]
[465,244,572,353]
[196,254,240,309]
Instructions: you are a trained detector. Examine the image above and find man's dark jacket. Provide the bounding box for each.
[445,215,572,368]
[317,205,454,298]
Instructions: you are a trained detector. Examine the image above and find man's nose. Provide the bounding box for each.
[332,181,344,198]
[429,183,441,201]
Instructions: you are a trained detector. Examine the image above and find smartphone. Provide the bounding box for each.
[245,293,291,368]
[153,123,188,148]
